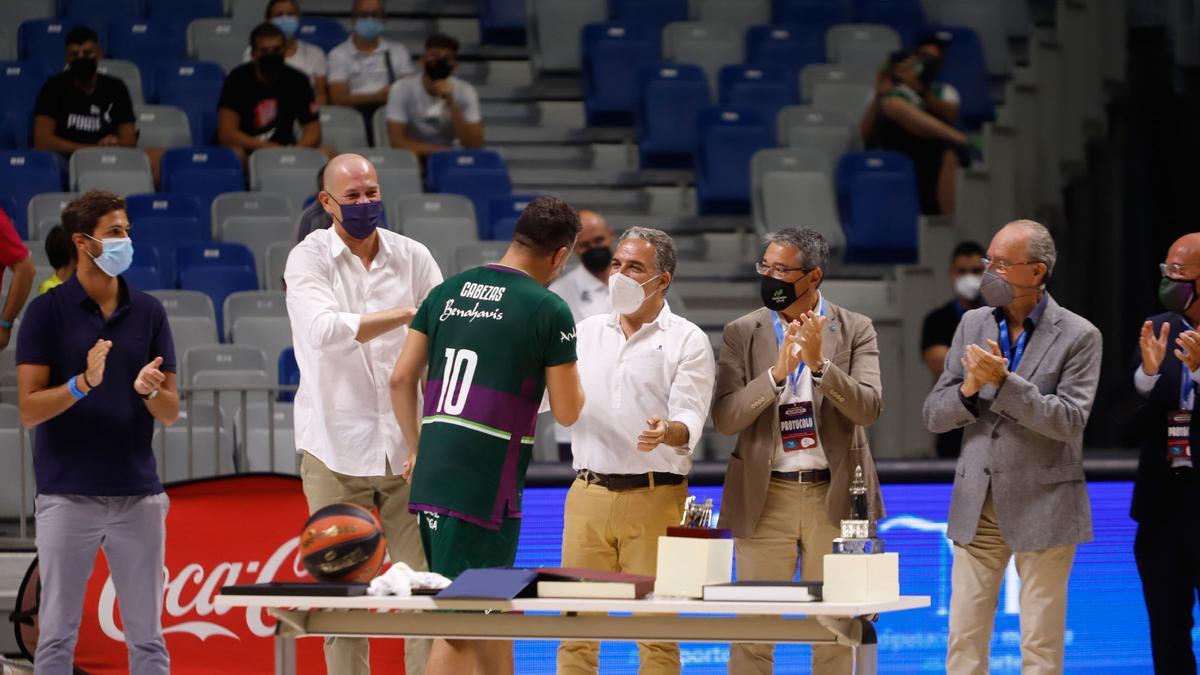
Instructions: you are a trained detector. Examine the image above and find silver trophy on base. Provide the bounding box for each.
[832,465,885,554]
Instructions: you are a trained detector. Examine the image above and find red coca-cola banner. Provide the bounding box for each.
[67,474,405,674]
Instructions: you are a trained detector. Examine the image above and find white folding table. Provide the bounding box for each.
[216,593,930,674]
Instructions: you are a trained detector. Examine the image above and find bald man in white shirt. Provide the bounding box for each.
[557,227,716,675]
[284,153,441,675]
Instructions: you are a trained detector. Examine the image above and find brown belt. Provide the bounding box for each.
[577,469,687,491]
[770,469,832,483]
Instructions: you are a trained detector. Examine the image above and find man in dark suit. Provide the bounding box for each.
[1129,233,1200,674]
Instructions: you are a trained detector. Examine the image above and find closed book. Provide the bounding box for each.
[436,568,540,600]
[221,582,367,597]
[535,568,655,599]
[702,581,822,602]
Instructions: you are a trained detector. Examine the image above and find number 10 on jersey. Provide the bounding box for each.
[435,348,478,415]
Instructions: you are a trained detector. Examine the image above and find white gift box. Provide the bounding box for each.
[654,534,734,598]
[821,552,900,603]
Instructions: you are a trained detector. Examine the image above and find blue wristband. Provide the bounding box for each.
[67,375,86,400]
[0,318,12,330]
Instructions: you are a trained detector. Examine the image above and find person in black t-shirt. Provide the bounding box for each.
[217,22,322,161]
[920,241,985,457]
[33,26,136,156]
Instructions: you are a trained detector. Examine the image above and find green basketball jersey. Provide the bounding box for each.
[407,264,577,529]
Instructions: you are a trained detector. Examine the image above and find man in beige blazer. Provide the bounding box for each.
[714,228,884,675]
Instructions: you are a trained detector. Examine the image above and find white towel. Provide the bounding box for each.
[367,562,453,597]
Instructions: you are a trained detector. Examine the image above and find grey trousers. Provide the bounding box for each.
[34,493,170,675]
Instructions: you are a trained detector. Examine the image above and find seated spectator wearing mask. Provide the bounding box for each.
[385,33,483,158]
[860,50,968,216]
[217,22,322,162]
[33,26,136,156]
[328,0,415,143]
[241,0,328,105]
[920,241,985,458]
[39,224,78,296]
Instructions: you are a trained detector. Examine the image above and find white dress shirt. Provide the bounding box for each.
[549,264,611,324]
[767,296,829,471]
[284,227,443,476]
[571,302,716,476]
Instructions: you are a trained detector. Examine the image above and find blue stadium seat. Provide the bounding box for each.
[123,265,165,290]
[0,62,48,149]
[179,264,259,335]
[129,242,165,288]
[582,23,659,126]
[836,150,918,263]
[155,60,224,144]
[610,0,688,35]
[426,149,508,192]
[718,64,798,128]
[62,0,145,30]
[772,0,852,34]
[146,0,223,32]
[0,197,20,239]
[278,346,299,402]
[855,0,926,48]
[0,151,64,238]
[694,107,775,215]
[745,24,824,74]
[107,18,186,101]
[635,63,710,169]
[161,146,245,211]
[296,19,348,54]
[925,25,994,129]
[478,0,527,45]
[428,151,513,236]
[487,194,540,241]
[126,192,205,223]
[19,20,81,74]
[134,216,210,286]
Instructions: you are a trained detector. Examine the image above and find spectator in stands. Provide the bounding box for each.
[860,50,969,216]
[33,26,136,156]
[920,241,985,458]
[548,209,614,460]
[328,0,415,142]
[0,208,33,350]
[385,33,483,157]
[218,22,322,161]
[39,225,78,296]
[242,0,329,105]
[16,190,178,675]
[294,165,334,243]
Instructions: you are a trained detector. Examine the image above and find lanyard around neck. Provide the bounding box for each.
[771,296,826,394]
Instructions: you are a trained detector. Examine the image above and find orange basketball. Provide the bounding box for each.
[299,503,386,583]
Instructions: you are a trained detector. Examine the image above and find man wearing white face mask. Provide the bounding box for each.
[921,241,985,457]
[557,227,715,675]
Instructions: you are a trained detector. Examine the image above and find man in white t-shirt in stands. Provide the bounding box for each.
[328,0,413,141]
[548,209,614,459]
[385,33,483,157]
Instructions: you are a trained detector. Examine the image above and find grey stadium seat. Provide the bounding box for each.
[265,241,291,291]
[183,344,269,386]
[188,18,248,73]
[799,63,876,102]
[231,316,292,382]
[0,406,35,518]
[192,368,274,421]
[70,148,153,195]
[165,318,218,373]
[692,0,770,34]
[402,217,475,275]
[154,401,235,481]
[135,105,193,149]
[393,193,476,230]
[825,24,902,66]
[371,106,389,148]
[236,401,297,473]
[528,0,606,72]
[27,192,78,241]
[344,147,422,200]
[776,105,855,167]
[231,0,271,30]
[218,215,293,287]
[454,241,509,275]
[319,105,368,153]
[248,148,326,213]
[662,21,742,95]
[223,290,287,342]
[211,192,295,240]
[98,59,145,104]
[150,290,217,323]
[751,147,844,256]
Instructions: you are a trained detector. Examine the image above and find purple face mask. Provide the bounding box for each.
[330,197,384,239]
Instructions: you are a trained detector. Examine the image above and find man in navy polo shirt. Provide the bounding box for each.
[16,190,178,675]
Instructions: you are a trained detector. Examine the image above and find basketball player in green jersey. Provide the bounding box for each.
[389,196,585,675]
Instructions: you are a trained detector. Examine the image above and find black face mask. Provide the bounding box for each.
[258,53,285,79]
[580,246,612,274]
[68,56,97,83]
[760,273,810,312]
[919,57,942,84]
[425,58,453,81]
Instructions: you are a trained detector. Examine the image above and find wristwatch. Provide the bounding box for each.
[812,358,832,378]
[139,388,159,401]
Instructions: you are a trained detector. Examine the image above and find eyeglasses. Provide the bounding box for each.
[981,257,1038,274]
[1160,262,1199,278]
[755,262,809,279]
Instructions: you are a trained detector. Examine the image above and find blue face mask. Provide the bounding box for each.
[271,15,300,39]
[353,18,384,41]
[86,234,134,278]
[329,197,384,239]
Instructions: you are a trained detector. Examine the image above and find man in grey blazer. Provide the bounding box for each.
[714,228,884,675]
[923,220,1101,675]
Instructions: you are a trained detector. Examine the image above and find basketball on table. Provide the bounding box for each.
[299,503,387,583]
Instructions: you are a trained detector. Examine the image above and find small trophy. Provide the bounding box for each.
[656,494,733,598]
[832,466,885,554]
